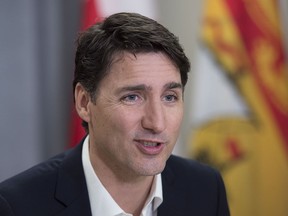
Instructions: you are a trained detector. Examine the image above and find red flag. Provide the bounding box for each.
[69,0,100,147]
[81,0,100,30]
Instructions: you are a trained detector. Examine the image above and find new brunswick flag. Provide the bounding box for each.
[189,0,288,216]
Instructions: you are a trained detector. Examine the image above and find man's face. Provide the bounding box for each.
[87,52,184,179]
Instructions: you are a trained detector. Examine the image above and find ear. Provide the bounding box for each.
[74,83,91,123]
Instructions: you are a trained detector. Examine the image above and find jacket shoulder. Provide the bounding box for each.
[0,149,72,215]
[159,155,230,215]
[0,150,69,190]
[165,154,220,178]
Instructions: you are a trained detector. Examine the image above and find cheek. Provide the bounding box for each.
[105,108,142,136]
[169,106,184,127]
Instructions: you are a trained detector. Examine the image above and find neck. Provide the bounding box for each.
[89,146,155,215]
[106,176,154,216]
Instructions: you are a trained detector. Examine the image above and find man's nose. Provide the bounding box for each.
[141,100,166,133]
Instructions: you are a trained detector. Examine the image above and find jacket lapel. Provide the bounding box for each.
[157,156,194,216]
[157,159,181,216]
[54,142,92,216]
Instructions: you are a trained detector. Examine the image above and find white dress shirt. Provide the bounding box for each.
[82,136,163,216]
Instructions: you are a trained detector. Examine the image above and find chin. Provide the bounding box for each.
[137,161,166,176]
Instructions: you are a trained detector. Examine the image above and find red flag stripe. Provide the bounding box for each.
[224,0,288,154]
[69,0,101,147]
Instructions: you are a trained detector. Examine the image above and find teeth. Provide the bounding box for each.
[143,142,158,147]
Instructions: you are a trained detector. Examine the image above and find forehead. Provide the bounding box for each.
[107,52,180,80]
[94,52,183,99]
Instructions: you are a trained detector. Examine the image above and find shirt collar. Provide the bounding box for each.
[82,135,163,216]
[143,173,163,212]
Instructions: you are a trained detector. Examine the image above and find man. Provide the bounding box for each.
[0,12,230,216]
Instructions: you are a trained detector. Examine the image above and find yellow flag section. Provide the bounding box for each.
[190,0,288,216]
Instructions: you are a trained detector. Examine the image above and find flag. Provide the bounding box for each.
[69,0,100,147]
[189,0,288,215]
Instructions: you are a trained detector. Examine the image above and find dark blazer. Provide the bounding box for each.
[0,141,230,216]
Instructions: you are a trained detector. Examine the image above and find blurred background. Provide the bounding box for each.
[0,0,287,216]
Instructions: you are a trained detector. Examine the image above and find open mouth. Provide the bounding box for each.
[135,140,165,155]
[142,141,161,147]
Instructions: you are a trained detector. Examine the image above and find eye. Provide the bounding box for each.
[121,94,141,104]
[163,94,178,102]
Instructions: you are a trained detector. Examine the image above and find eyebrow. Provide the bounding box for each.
[164,82,183,91]
[116,82,183,94]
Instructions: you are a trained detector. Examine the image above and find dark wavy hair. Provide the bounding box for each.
[73,12,190,131]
